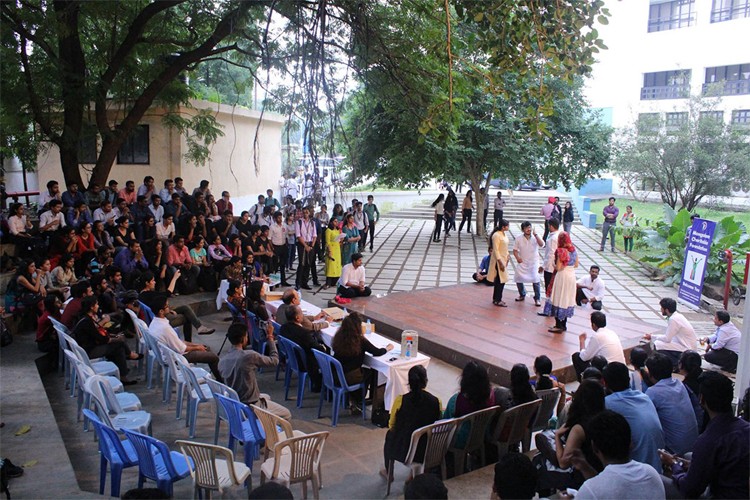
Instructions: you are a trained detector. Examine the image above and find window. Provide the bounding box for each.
[665,112,688,129]
[699,111,724,122]
[117,125,149,164]
[711,0,750,22]
[703,63,750,95]
[638,113,660,132]
[648,0,695,32]
[731,109,750,124]
[641,70,691,100]
[78,127,97,164]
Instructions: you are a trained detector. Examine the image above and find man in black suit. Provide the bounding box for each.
[279,305,329,391]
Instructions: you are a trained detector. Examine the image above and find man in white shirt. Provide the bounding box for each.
[537,218,559,316]
[643,297,697,369]
[513,221,544,306]
[573,410,665,500]
[39,199,66,234]
[40,180,61,211]
[337,253,371,298]
[572,311,626,380]
[148,295,222,381]
[93,200,117,226]
[156,214,176,244]
[702,309,741,372]
[250,194,266,224]
[269,211,291,286]
[576,265,606,311]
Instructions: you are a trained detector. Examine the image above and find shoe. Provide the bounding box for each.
[537,312,550,317]
[2,458,24,478]
[313,282,321,287]
[122,379,138,386]
[281,282,292,287]
[548,327,563,334]
[129,353,144,361]
[434,239,441,242]
[493,301,507,307]
[535,299,542,307]
[515,296,526,302]
[197,326,216,335]
[300,284,312,290]
[350,403,362,416]
[289,266,295,271]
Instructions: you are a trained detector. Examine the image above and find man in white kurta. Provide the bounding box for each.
[513,221,544,306]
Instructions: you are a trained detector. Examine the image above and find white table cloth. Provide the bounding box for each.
[267,299,430,411]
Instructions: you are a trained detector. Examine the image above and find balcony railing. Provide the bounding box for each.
[640,85,690,100]
[702,80,750,96]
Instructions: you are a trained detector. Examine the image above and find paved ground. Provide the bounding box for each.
[2,190,727,499]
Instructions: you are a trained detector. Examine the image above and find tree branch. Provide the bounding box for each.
[1,3,59,61]
[19,34,58,143]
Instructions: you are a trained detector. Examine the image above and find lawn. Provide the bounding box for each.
[588,199,750,229]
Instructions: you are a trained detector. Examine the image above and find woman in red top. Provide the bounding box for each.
[37,295,62,365]
[75,222,97,275]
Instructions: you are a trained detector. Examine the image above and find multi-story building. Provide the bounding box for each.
[585,0,750,129]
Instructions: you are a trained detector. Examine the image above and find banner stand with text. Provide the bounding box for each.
[678,218,716,309]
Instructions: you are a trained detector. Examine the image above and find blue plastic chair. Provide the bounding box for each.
[125,310,160,390]
[205,378,241,445]
[175,354,214,438]
[138,300,155,323]
[122,429,193,497]
[271,321,286,381]
[214,394,265,471]
[225,300,242,320]
[277,336,311,408]
[245,310,268,356]
[82,409,139,497]
[312,350,367,426]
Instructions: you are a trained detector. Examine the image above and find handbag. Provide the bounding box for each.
[535,429,560,468]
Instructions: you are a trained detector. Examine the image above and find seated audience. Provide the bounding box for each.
[629,346,650,392]
[532,355,567,416]
[677,350,706,431]
[643,298,697,369]
[275,289,329,332]
[702,309,741,372]
[491,452,537,500]
[645,352,698,455]
[659,372,749,499]
[218,321,290,420]
[573,410,665,499]
[602,362,664,470]
[60,281,93,329]
[36,295,62,362]
[147,295,222,381]
[572,311,625,380]
[404,473,447,500]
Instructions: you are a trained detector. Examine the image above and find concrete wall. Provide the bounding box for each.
[32,100,284,209]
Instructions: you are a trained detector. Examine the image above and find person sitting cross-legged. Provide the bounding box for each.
[337,252,372,299]
[148,295,222,381]
[643,298,698,370]
[701,310,741,373]
[218,321,291,420]
[572,410,665,500]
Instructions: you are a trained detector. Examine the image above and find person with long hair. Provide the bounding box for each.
[487,219,511,307]
[544,231,578,333]
[542,380,606,492]
[458,190,473,234]
[341,213,361,265]
[246,280,270,322]
[431,193,445,242]
[37,294,62,362]
[324,218,343,288]
[72,296,140,385]
[562,201,575,234]
[443,190,458,236]
[444,361,503,449]
[508,364,538,407]
[11,259,44,311]
[75,222,97,275]
[621,205,636,253]
[92,220,114,250]
[332,312,393,414]
[51,253,78,291]
[533,355,567,415]
[381,365,441,479]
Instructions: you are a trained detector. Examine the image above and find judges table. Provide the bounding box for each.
[267,299,430,411]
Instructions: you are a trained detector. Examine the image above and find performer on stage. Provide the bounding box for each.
[513,221,544,306]
[543,232,578,333]
[488,219,511,307]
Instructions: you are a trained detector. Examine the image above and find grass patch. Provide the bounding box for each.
[588,199,750,229]
[345,182,408,192]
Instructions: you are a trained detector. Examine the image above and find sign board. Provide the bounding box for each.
[678,218,716,308]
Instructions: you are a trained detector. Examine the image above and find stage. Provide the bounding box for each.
[337,283,660,384]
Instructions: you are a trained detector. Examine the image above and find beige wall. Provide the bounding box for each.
[35,100,283,206]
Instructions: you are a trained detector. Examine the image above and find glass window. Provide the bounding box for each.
[665,112,688,128]
[700,111,724,122]
[638,113,661,132]
[703,64,750,95]
[731,109,750,124]
[649,0,696,32]
[642,70,691,100]
[117,125,150,164]
[711,0,750,22]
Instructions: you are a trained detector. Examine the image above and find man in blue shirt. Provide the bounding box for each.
[702,310,741,372]
[645,352,698,455]
[602,362,664,470]
[472,248,492,285]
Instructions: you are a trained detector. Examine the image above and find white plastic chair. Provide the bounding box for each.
[176,440,251,497]
[448,406,501,476]
[204,378,240,445]
[386,418,459,496]
[487,399,542,460]
[160,346,210,420]
[69,335,121,380]
[259,431,330,500]
[523,388,561,452]
[123,309,148,377]
[251,404,307,462]
[50,317,70,375]
[133,315,172,397]
[175,353,214,439]
[86,375,152,435]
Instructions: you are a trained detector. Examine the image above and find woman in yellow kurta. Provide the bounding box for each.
[324,218,343,289]
[487,218,511,306]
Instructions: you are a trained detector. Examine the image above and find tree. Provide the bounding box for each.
[613,97,750,211]
[1,0,257,187]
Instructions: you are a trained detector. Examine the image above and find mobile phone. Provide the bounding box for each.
[388,357,397,362]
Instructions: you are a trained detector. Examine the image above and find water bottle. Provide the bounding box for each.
[405,340,411,358]
[343,307,348,316]
[365,319,372,335]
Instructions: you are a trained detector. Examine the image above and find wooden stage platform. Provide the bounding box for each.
[340,283,660,384]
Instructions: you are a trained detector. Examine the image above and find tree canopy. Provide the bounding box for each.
[613,96,750,211]
[1,0,609,189]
